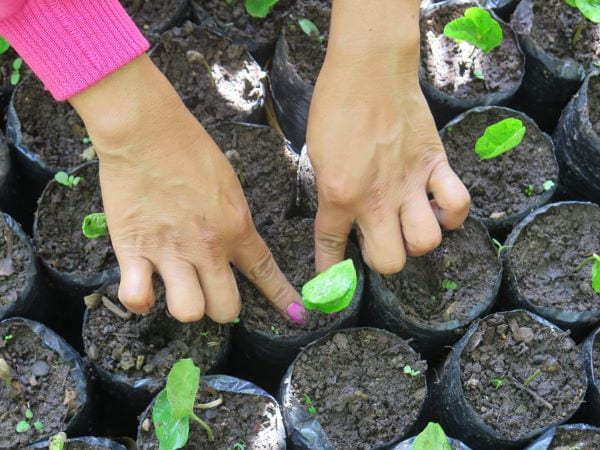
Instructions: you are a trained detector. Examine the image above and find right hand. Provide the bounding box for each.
[70,55,306,324]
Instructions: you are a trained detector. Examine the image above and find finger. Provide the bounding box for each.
[314,203,354,273]
[118,256,155,314]
[400,192,442,257]
[232,229,305,324]
[427,161,470,230]
[157,260,205,323]
[197,262,241,324]
[357,212,406,275]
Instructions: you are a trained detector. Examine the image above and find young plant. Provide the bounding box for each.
[298,18,325,42]
[245,0,278,18]
[492,238,508,261]
[82,212,108,239]
[441,278,458,291]
[301,259,357,314]
[575,253,600,293]
[229,441,246,450]
[10,57,22,86]
[475,117,526,160]
[524,368,542,386]
[303,394,317,415]
[0,36,9,54]
[403,365,421,377]
[491,378,505,389]
[524,184,536,197]
[565,0,599,44]
[54,171,82,188]
[16,408,43,433]
[49,433,67,450]
[412,422,452,450]
[543,180,556,191]
[443,7,503,53]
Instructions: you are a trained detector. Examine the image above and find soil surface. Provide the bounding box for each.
[207,123,297,227]
[461,311,586,439]
[508,203,600,312]
[50,443,118,450]
[14,76,89,169]
[382,217,499,325]
[443,108,557,220]
[594,337,600,382]
[0,216,30,308]
[589,75,600,135]
[282,0,330,84]
[237,217,356,336]
[35,163,117,277]
[83,279,228,380]
[549,427,600,449]
[151,21,264,126]
[0,321,82,448]
[421,3,524,98]
[122,0,183,34]
[139,387,281,449]
[514,0,600,70]
[290,329,427,449]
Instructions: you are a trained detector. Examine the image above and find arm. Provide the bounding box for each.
[307,0,470,273]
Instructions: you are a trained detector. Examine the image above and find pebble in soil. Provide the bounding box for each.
[461,311,586,439]
[150,21,265,127]
[83,279,229,381]
[138,386,281,449]
[588,75,600,135]
[0,216,30,308]
[382,217,499,325]
[421,3,524,99]
[0,321,82,448]
[508,203,600,312]
[547,426,600,449]
[289,328,427,450]
[443,107,557,221]
[35,162,117,277]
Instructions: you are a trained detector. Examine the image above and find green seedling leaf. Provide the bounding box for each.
[308,406,317,415]
[49,433,67,450]
[492,378,505,389]
[82,136,91,144]
[3,334,12,340]
[167,358,200,420]
[16,420,30,433]
[25,409,33,420]
[82,212,108,238]
[12,57,22,70]
[592,253,600,293]
[567,0,600,23]
[524,184,536,197]
[33,421,43,431]
[475,117,526,160]
[230,317,240,324]
[412,422,452,450]
[298,18,320,38]
[0,37,9,54]
[441,278,458,291]
[473,69,485,80]
[443,7,503,53]
[54,171,81,188]
[229,441,246,450]
[302,259,357,314]
[543,180,556,191]
[245,0,278,18]
[152,389,190,450]
[403,365,421,377]
[10,57,22,86]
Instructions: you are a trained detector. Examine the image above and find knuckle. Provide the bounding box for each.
[249,249,277,283]
[320,180,354,207]
[209,302,241,324]
[198,228,223,255]
[372,255,406,275]
[171,309,205,323]
[315,230,346,256]
[118,286,152,312]
[407,230,442,256]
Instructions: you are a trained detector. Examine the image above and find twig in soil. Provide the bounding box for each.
[508,376,553,410]
[572,17,586,45]
[101,296,133,320]
[196,396,223,409]
[186,50,216,88]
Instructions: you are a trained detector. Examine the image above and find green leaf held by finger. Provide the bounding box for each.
[443,7,503,53]
[565,0,600,23]
[82,212,108,239]
[245,0,278,18]
[475,118,526,160]
[412,422,452,450]
[301,259,357,314]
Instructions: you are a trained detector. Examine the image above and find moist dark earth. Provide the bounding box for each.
[0,321,82,448]
[14,76,89,169]
[382,217,500,325]
[207,123,297,227]
[549,427,600,448]
[443,108,558,220]
[35,163,117,277]
[138,387,281,449]
[421,3,524,98]
[237,217,358,336]
[122,0,183,34]
[508,203,600,312]
[290,329,427,449]
[83,280,228,380]
[461,311,586,439]
[513,0,600,69]
[282,0,330,84]
[589,75,600,135]
[150,21,264,126]
[51,443,119,450]
[0,216,30,308]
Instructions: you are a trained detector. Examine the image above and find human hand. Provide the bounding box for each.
[70,55,304,323]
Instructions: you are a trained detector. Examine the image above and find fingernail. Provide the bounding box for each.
[287,302,308,325]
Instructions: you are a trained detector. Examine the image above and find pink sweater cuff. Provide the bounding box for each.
[0,0,150,100]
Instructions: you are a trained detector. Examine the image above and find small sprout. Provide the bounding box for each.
[475,117,526,160]
[443,7,503,53]
[54,171,82,188]
[0,36,10,54]
[10,57,22,86]
[575,254,600,293]
[492,378,505,389]
[298,18,322,41]
[229,441,246,450]
[25,409,33,420]
[80,146,97,162]
[245,0,278,18]
[525,368,542,386]
[185,50,216,88]
[564,0,600,23]
[82,212,108,239]
[82,136,91,145]
[225,150,245,186]
[230,317,240,324]
[492,238,508,260]
[270,325,280,335]
[199,331,211,337]
[441,278,458,291]
[473,69,485,80]
[33,421,43,431]
[303,394,317,414]
[3,334,12,340]
[49,432,67,450]
[15,421,30,433]
[524,184,536,197]
[302,259,357,314]
[403,365,421,377]
[412,422,452,450]
[543,180,556,191]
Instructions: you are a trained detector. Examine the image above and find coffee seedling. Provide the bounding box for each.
[54,171,82,188]
[245,0,278,18]
[16,408,43,433]
[0,36,9,54]
[298,18,325,42]
[403,365,421,377]
[82,212,108,239]
[229,441,246,450]
[49,433,67,450]
[543,180,556,191]
[443,7,503,53]
[302,259,357,314]
[412,422,452,450]
[475,117,526,160]
[524,184,536,197]
[492,378,505,389]
[10,58,22,86]
[303,394,317,414]
[575,253,600,293]
[441,278,458,291]
[492,238,508,261]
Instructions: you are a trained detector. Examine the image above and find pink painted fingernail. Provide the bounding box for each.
[287,302,308,325]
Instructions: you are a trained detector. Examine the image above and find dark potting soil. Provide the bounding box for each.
[594,337,600,382]
[237,217,349,336]
[461,311,586,439]
[35,163,117,277]
[139,387,281,449]
[14,76,88,169]
[0,322,81,448]
[54,444,116,450]
[122,0,182,33]
[443,108,557,220]
[508,203,600,312]
[151,21,264,126]
[290,329,427,449]
[207,123,297,226]
[0,217,30,307]
[549,427,600,449]
[588,75,600,135]
[522,0,600,70]
[283,0,330,85]
[83,280,228,380]
[420,3,524,99]
[382,217,499,325]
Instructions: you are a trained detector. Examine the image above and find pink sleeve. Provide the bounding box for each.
[0,0,150,100]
